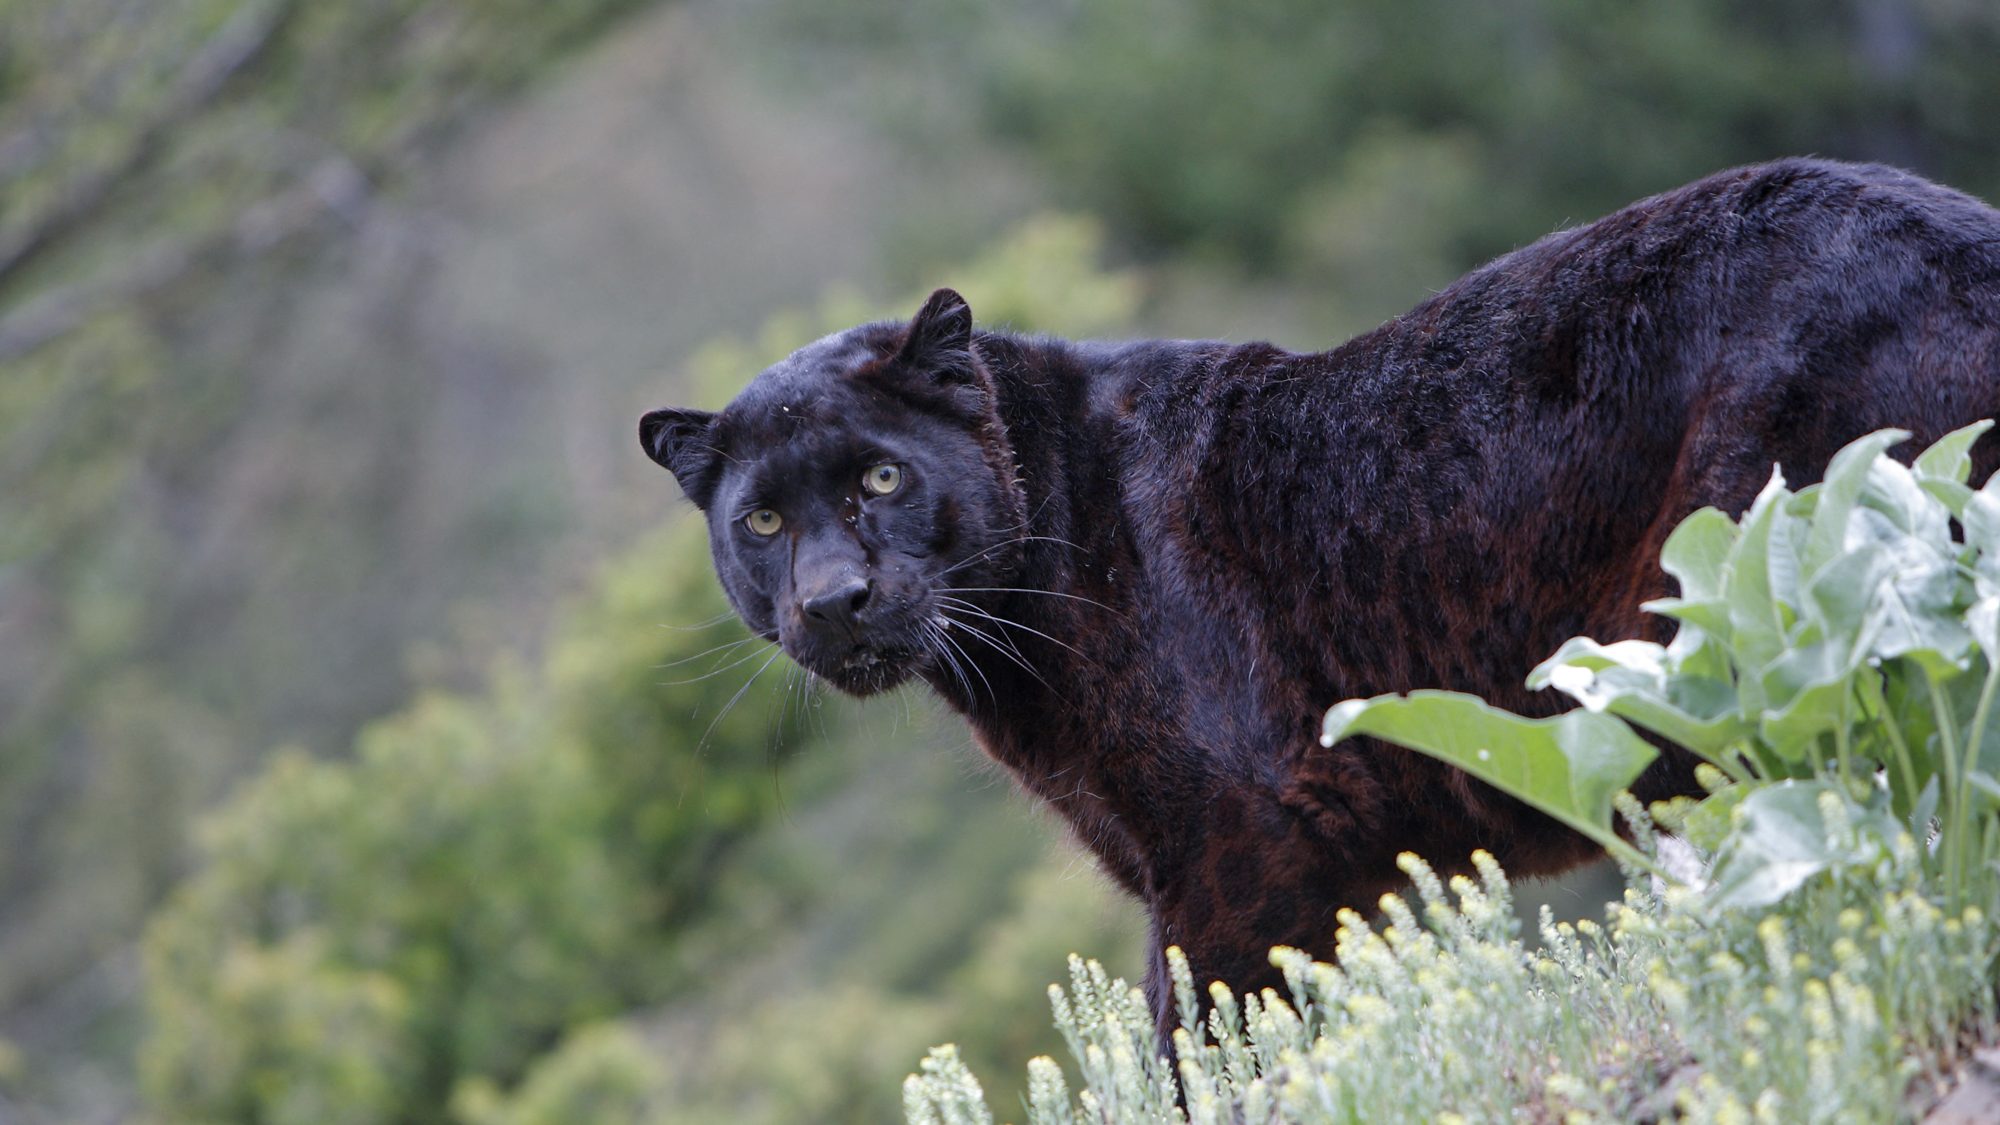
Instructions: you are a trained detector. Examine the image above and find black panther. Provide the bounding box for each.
[639,158,2000,1037]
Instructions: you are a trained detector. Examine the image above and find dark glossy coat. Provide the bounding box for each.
[643,159,2000,1037]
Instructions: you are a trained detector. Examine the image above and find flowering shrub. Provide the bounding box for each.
[905,427,2000,1122]
[910,843,1991,1123]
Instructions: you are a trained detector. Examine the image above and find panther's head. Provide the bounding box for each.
[640,289,1027,696]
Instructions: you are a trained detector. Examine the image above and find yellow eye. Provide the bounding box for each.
[744,509,783,536]
[863,463,902,496]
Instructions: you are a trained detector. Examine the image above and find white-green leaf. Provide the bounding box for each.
[1642,596,1733,638]
[1706,782,1900,910]
[1658,507,1738,602]
[1680,786,1746,853]
[1919,477,1976,515]
[1723,468,1793,670]
[1805,428,1909,573]
[1966,474,2000,594]
[1913,420,1993,486]
[1969,596,2000,663]
[1321,691,1657,859]
[1529,638,1747,759]
[1860,456,1951,545]
[1871,543,1974,678]
[1799,541,1889,651]
[1967,771,2000,812]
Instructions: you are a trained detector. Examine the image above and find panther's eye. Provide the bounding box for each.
[862,463,902,496]
[744,509,783,536]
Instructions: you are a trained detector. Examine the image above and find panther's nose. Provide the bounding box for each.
[801,577,871,632]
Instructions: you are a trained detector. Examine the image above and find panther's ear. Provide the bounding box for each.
[897,287,976,385]
[639,406,721,509]
[902,287,972,357]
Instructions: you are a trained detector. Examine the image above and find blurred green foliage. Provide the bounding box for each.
[139,523,795,1121]
[453,1024,671,1125]
[753,0,2000,332]
[138,216,1146,1122]
[0,0,656,1056]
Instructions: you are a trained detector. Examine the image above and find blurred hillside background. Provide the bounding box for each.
[5,0,2000,1120]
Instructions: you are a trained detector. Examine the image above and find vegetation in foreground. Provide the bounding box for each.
[906,425,2000,1123]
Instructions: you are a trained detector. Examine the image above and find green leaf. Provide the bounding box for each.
[1967,475,2000,611]
[1860,456,1952,544]
[1833,498,1975,677]
[1967,772,2000,812]
[1657,507,1738,602]
[1529,638,1748,759]
[1705,782,1896,910]
[1766,505,1808,633]
[1705,783,1840,909]
[1872,546,1974,679]
[1664,621,1736,682]
[1641,596,1733,638]
[1963,477,2000,556]
[1321,690,1657,858]
[1529,636,1668,683]
[1681,786,1746,853]
[1804,429,1909,574]
[1723,468,1793,670]
[1910,774,1940,843]
[1920,477,1976,516]
[1969,597,2000,663]
[1799,541,1889,649]
[1754,646,1853,764]
[1913,420,1993,486]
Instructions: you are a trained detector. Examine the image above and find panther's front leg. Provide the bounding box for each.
[1142,789,1392,1045]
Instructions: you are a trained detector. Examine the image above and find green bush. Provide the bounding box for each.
[453,1024,673,1125]
[908,427,2000,1123]
[911,844,1993,1123]
[139,522,794,1121]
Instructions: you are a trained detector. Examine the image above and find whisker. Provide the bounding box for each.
[781,663,804,729]
[922,619,978,703]
[791,664,827,740]
[659,640,779,686]
[935,598,1038,657]
[942,611,1055,693]
[933,619,996,704]
[936,534,1082,579]
[934,597,1092,660]
[929,620,976,701]
[920,621,957,696]
[692,646,788,759]
[935,606,1035,666]
[657,612,740,632]
[992,491,1060,538]
[784,663,807,737]
[939,585,1122,616]
[654,634,758,671]
[770,666,803,827]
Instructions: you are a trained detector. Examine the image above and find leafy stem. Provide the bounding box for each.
[1955,656,2000,900]
[1927,671,1965,893]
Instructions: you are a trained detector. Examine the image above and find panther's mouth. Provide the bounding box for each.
[814,642,920,696]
